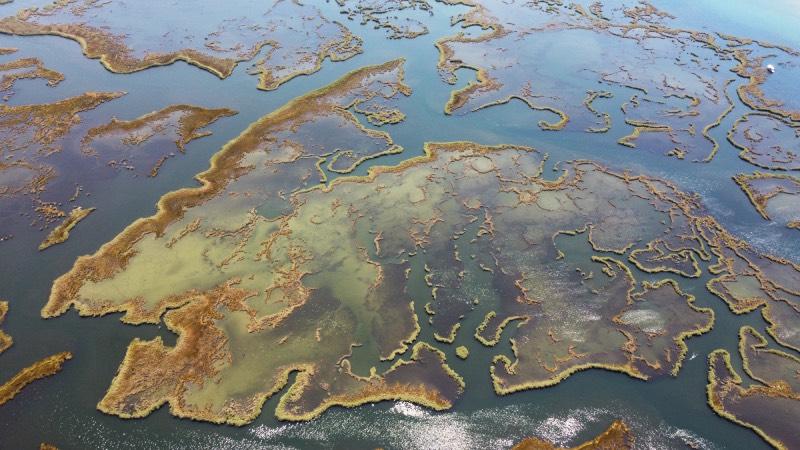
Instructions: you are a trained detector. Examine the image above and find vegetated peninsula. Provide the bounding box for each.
[41,60,800,429]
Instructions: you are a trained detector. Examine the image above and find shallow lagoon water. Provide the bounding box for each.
[0,1,798,448]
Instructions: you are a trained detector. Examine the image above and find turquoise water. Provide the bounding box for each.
[0,1,797,448]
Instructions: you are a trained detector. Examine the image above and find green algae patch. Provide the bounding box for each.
[707,328,800,450]
[47,125,735,422]
[46,60,463,425]
[46,85,800,421]
[45,58,413,324]
[39,50,800,424]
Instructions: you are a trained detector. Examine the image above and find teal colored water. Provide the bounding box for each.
[0,1,797,448]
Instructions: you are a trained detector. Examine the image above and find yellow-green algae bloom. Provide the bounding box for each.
[42,60,800,426]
